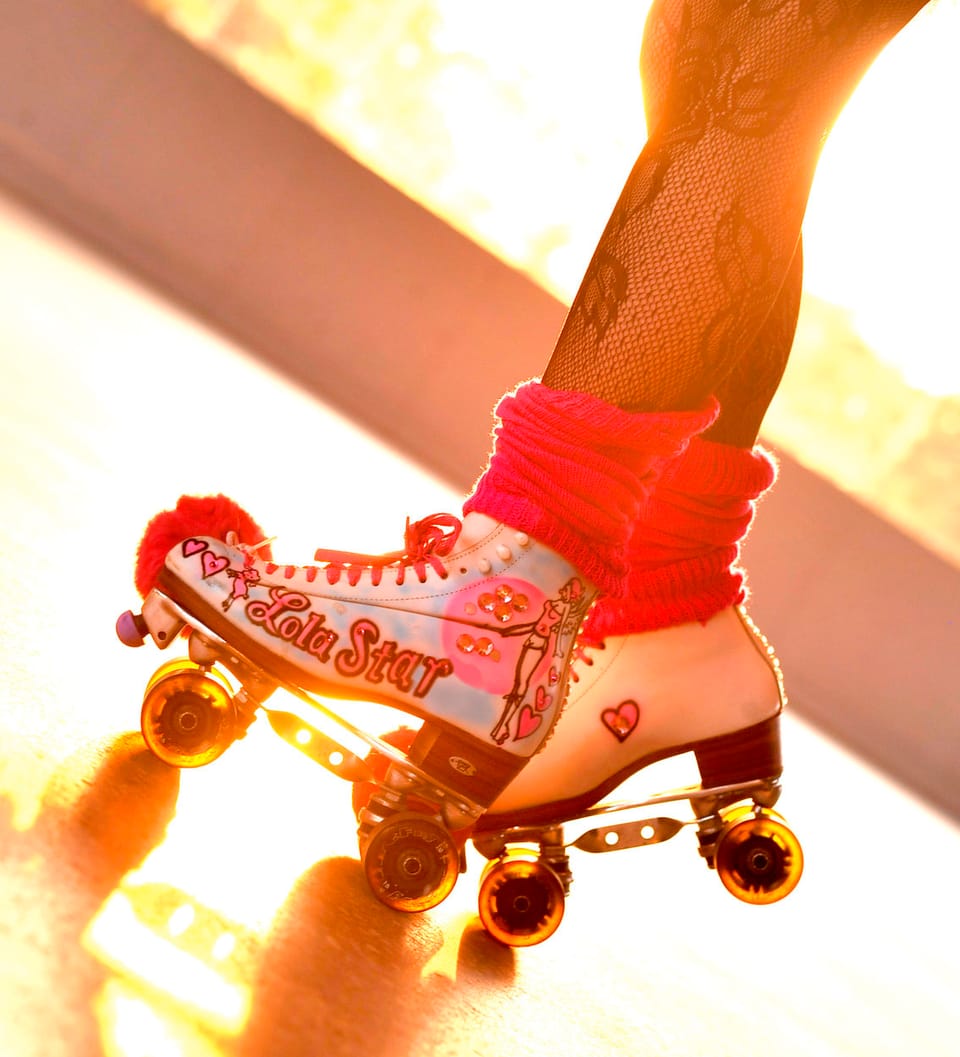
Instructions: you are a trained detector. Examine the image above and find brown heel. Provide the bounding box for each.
[409,723,527,807]
[694,715,782,789]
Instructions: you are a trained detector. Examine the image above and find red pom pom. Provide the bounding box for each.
[134,494,271,597]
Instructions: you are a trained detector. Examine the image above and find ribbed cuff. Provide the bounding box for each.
[585,439,776,633]
[464,381,719,594]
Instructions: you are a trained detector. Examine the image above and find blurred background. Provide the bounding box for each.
[136,0,960,569]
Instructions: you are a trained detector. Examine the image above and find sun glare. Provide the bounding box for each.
[95,978,227,1057]
[803,0,960,395]
[80,706,367,1047]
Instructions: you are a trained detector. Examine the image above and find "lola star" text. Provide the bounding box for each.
[245,587,454,699]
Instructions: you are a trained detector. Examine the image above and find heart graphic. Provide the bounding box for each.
[201,552,230,579]
[601,700,640,743]
[515,705,542,741]
[535,685,552,713]
[182,539,208,558]
[548,666,559,686]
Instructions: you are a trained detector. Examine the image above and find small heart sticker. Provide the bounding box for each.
[515,705,542,741]
[201,552,230,579]
[601,700,640,743]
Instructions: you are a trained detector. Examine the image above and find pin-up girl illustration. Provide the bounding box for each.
[489,577,587,745]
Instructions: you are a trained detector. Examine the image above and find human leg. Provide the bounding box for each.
[483,0,927,827]
[542,0,927,415]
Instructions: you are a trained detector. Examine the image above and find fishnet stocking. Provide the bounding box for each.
[709,242,801,445]
[640,0,804,445]
[542,0,928,419]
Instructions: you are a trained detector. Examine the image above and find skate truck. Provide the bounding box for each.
[117,504,802,946]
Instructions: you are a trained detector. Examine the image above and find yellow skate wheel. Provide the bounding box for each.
[144,656,206,695]
[363,813,460,913]
[141,662,236,768]
[715,810,803,905]
[478,850,565,947]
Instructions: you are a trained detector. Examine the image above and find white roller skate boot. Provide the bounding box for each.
[155,511,591,799]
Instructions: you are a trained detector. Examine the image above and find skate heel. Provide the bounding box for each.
[407,723,527,811]
[693,714,782,790]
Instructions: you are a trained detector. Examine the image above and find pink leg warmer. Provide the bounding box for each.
[584,437,777,637]
[464,381,718,594]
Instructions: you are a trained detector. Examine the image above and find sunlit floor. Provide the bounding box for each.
[1,190,958,1057]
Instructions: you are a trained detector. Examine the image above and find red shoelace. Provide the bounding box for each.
[262,513,463,587]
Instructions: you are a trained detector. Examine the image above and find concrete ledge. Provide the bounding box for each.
[2,0,957,817]
[0,0,555,489]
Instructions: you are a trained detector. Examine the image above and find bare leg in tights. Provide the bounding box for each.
[542,0,929,426]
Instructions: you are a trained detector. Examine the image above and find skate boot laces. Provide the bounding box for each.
[569,634,605,684]
[311,513,463,588]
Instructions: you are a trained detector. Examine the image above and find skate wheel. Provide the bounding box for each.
[140,661,236,768]
[362,812,459,913]
[715,810,803,905]
[478,850,565,947]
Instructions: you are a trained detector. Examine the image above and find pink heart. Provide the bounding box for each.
[601,700,640,743]
[182,539,207,557]
[201,552,230,579]
[515,705,542,741]
[535,685,552,713]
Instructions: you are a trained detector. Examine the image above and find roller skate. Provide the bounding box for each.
[117,500,593,913]
[469,607,802,945]
[116,384,717,920]
[463,438,803,945]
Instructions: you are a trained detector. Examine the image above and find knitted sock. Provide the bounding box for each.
[584,437,776,637]
[464,381,718,594]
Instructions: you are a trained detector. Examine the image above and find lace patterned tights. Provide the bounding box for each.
[542,0,929,445]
